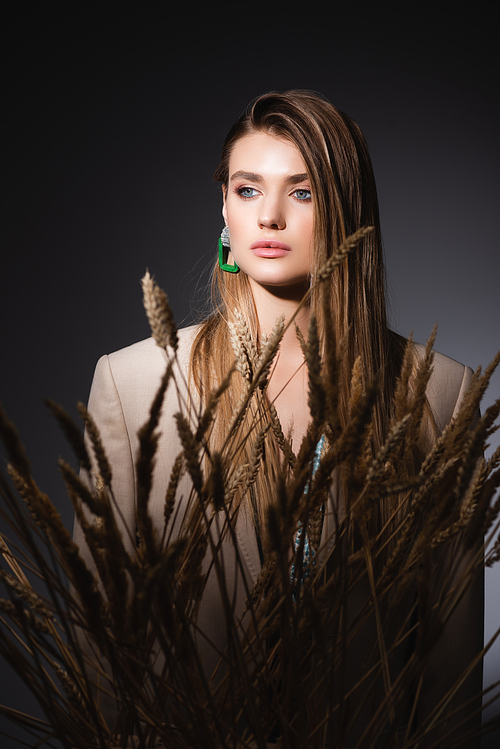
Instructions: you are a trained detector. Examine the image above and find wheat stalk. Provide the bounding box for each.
[1,241,499,748]
[142,269,178,351]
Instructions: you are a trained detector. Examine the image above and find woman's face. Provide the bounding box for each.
[223,131,314,294]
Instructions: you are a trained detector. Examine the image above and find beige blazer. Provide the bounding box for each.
[74,326,484,746]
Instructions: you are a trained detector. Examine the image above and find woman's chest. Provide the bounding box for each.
[267,364,311,450]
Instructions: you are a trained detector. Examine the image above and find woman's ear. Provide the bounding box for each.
[222,185,228,223]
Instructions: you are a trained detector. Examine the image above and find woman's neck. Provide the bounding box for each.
[250,280,311,359]
[250,282,312,448]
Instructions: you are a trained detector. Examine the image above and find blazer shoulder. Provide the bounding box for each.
[414,343,473,432]
[93,324,201,407]
[106,324,200,371]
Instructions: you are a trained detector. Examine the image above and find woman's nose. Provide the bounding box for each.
[258,196,285,230]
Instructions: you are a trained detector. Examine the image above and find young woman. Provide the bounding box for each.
[75,90,484,747]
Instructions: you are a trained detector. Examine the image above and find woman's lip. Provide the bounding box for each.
[250,239,291,250]
[250,247,290,258]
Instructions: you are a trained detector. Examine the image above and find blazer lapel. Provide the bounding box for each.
[234,510,261,585]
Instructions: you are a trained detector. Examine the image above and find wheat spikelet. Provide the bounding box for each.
[267,400,285,451]
[6,463,78,570]
[0,403,32,479]
[0,535,31,587]
[450,403,499,512]
[405,325,437,450]
[223,462,250,506]
[234,309,258,369]
[430,461,484,548]
[332,381,378,467]
[54,465,132,644]
[142,270,178,351]
[245,425,269,491]
[77,402,112,487]
[306,315,326,429]
[255,314,285,389]
[306,504,325,555]
[387,458,464,602]
[393,333,415,424]
[294,322,307,359]
[53,662,93,726]
[486,442,500,473]
[206,451,226,512]
[6,463,44,527]
[174,412,203,496]
[3,601,53,636]
[69,490,107,576]
[315,226,374,283]
[478,397,500,449]
[268,401,295,467]
[45,398,91,473]
[379,466,447,595]
[320,283,341,449]
[464,467,500,549]
[54,545,109,650]
[135,366,173,564]
[60,460,135,587]
[135,430,159,562]
[446,357,500,456]
[245,553,277,615]
[223,317,285,452]
[0,570,56,625]
[348,355,363,413]
[163,452,184,531]
[366,413,412,484]
[444,369,485,452]
[58,459,104,517]
[229,320,252,381]
[449,401,500,547]
[472,351,500,407]
[419,416,452,479]
[195,368,233,443]
[0,599,16,617]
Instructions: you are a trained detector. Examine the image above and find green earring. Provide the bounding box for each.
[218,226,240,273]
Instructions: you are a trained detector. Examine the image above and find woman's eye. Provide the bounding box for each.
[293,188,312,201]
[237,186,258,199]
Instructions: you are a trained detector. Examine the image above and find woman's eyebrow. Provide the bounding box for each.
[230,170,263,183]
[286,173,309,184]
[229,170,309,184]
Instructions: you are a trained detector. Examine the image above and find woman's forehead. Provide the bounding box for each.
[228,132,308,180]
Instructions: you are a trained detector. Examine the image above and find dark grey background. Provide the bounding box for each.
[1,4,498,747]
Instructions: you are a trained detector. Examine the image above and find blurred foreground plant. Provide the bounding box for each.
[1,232,500,748]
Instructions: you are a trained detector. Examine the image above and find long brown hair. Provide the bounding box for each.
[191,90,428,543]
